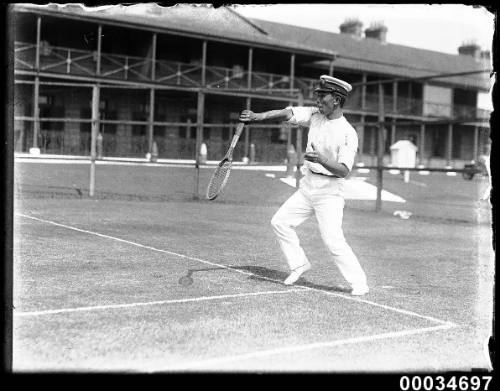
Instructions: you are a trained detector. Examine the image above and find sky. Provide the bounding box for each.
[232,4,495,55]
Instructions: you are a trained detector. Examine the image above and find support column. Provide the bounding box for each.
[419,123,425,164]
[473,126,479,161]
[290,53,295,92]
[32,16,42,150]
[329,58,334,76]
[446,123,453,165]
[358,115,365,162]
[247,47,253,89]
[391,120,396,146]
[361,73,367,111]
[392,81,398,113]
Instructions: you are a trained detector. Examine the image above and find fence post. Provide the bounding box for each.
[375,82,385,212]
[194,90,205,200]
[89,85,100,197]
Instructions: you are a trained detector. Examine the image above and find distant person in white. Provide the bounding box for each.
[240,75,369,295]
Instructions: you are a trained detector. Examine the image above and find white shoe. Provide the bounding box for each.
[350,285,369,296]
[283,263,311,285]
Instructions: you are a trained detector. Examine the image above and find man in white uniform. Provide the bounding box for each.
[239,75,369,295]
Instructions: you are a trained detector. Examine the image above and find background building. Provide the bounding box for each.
[12,4,492,167]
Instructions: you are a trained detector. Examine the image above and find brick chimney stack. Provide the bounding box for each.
[339,18,363,38]
[458,42,481,60]
[364,22,388,43]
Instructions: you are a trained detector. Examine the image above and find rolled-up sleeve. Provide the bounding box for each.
[337,127,358,171]
[285,106,316,127]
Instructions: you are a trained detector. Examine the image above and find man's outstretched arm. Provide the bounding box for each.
[239,108,293,123]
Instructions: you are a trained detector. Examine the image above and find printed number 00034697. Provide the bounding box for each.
[400,376,493,391]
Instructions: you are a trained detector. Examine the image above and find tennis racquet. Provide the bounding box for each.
[206,122,245,200]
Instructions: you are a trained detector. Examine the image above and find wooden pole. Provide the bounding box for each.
[89,85,100,197]
[194,91,205,199]
[376,82,385,212]
[290,53,295,92]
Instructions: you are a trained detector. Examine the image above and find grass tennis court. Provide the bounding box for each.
[13,160,494,372]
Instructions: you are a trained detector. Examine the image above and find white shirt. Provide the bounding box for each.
[286,106,358,196]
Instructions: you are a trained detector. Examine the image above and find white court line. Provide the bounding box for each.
[16,213,455,326]
[14,289,305,317]
[152,323,457,371]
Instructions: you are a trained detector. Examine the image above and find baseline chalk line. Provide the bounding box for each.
[14,288,305,317]
[151,323,457,371]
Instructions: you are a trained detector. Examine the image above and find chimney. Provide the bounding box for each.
[364,22,388,43]
[339,18,363,38]
[458,42,481,59]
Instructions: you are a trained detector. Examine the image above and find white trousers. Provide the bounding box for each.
[271,188,368,288]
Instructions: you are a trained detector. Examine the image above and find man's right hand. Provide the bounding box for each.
[239,110,260,122]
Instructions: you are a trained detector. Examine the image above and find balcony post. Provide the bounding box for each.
[201,40,207,86]
[290,53,295,92]
[96,25,102,76]
[35,16,41,70]
[247,47,253,89]
[151,32,157,81]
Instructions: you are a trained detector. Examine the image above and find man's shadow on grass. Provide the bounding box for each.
[183,265,350,294]
[237,265,351,293]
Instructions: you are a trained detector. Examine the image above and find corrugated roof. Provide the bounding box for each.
[13,4,492,91]
[13,3,335,58]
[250,18,492,91]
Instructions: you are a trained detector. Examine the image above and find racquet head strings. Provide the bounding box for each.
[206,160,232,200]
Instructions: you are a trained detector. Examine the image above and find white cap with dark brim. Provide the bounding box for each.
[314,75,353,96]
